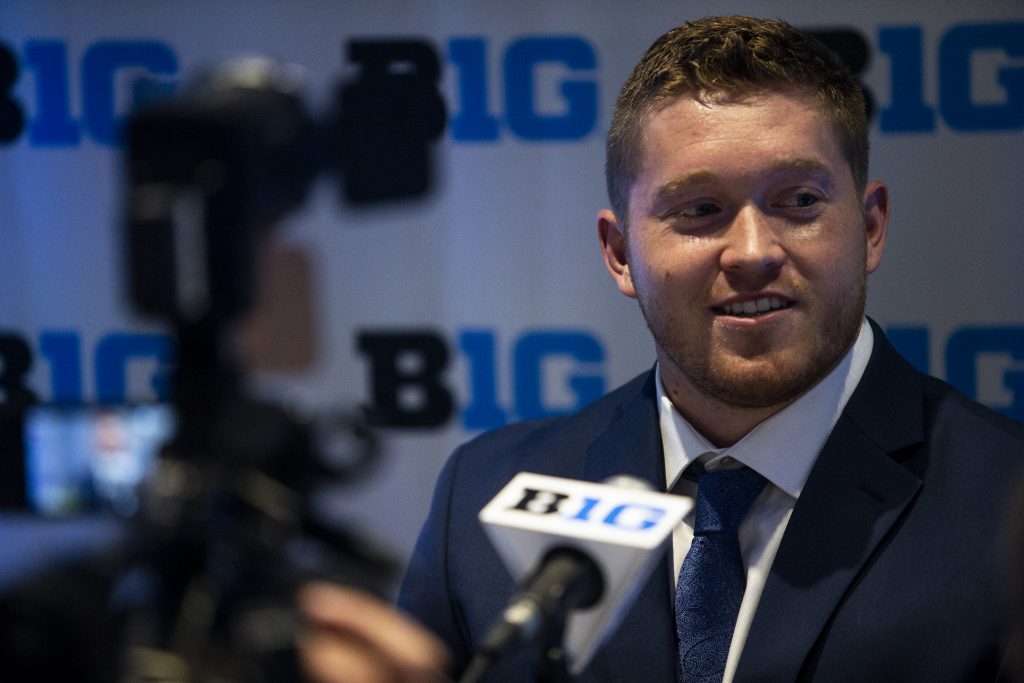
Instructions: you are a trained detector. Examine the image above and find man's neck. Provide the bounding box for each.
[659,379,793,448]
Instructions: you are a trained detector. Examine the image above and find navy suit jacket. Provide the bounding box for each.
[399,324,1024,681]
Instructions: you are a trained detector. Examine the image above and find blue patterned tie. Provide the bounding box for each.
[675,466,767,682]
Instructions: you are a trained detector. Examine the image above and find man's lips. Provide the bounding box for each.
[711,295,795,318]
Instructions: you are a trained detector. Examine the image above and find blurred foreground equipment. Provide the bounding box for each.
[1,54,445,682]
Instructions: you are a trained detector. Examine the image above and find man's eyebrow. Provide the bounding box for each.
[651,170,717,207]
[771,157,836,184]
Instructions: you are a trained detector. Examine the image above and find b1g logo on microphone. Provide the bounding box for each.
[480,473,689,544]
[510,485,665,533]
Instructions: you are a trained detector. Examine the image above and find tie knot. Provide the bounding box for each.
[692,466,766,534]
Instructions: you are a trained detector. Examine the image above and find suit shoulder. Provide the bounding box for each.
[919,373,1024,451]
[445,370,653,480]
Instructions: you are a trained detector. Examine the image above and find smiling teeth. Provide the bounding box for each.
[721,297,787,317]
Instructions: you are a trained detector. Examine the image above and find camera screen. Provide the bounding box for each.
[23,405,176,517]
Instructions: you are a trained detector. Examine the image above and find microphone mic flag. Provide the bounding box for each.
[478,472,688,674]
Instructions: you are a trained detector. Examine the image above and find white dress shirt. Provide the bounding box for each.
[658,319,874,683]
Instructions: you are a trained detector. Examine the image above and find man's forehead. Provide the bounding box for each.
[637,90,843,165]
[646,90,822,133]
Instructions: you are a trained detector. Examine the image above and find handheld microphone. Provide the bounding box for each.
[469,472,688,678]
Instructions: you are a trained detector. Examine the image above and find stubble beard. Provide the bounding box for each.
[639,280,867,410]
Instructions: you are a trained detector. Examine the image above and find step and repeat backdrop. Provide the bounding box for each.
[2,1,1022,586]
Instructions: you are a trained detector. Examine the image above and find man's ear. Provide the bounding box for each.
[598,209,637,298]
[862,180,890,274]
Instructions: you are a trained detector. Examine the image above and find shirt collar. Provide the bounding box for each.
[659,318,874,498]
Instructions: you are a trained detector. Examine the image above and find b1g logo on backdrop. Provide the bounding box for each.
[0,40,178,146]
[357,329,606,430]
[875,22,1024,131]
[765,23,1024,132]
[0,331,172,407]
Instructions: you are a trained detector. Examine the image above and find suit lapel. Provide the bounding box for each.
[735,325,926,681]
[583,369,667,489]
[583,370,679,680]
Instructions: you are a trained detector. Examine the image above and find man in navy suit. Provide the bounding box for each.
[302,16,1024,683]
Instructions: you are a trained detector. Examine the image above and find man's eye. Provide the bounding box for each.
[681,202,720,217]
[781,192,819,208]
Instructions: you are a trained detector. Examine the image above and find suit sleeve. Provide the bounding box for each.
[397,449,473,671]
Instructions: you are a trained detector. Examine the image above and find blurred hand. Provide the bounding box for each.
[298,582,450,683]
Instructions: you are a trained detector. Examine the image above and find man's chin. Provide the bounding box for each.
[700,356,831,409]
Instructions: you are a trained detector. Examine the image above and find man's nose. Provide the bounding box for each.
[719,205,787,274]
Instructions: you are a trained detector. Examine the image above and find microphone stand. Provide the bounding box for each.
[459,547,601,683]
[536,614,572,683]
